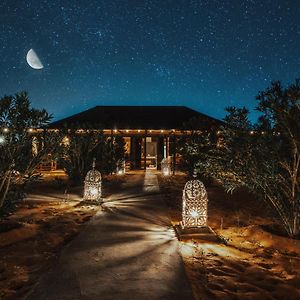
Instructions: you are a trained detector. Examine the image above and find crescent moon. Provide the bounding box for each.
[26,49,44,69]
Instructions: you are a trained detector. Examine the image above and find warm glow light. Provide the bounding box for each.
[83,159,102,202]
[190,210,199,218]
[161,130,164,133]
[62,136,70,146]
[138,129,141,133]
[28,128,33,132]
[179,241,196,256]
[126,129,129,133]
[90,187,98,196]
[163,169,170,176]
[3,128,8,132]
[116,159,126,175]
[199,243,245,258]
[182,177,208,228]
[114,129,117,133]
[161,157,171,176]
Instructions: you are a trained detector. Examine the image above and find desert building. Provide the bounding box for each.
[49,106,221,170]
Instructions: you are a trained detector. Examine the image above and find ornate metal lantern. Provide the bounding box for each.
[182,174,208,228]
[83,159,102,202]
[161,157,171,176]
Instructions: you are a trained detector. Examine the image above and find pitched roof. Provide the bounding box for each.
[49,106,222,130]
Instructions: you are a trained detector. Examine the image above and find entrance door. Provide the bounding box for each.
[146,137,157,169]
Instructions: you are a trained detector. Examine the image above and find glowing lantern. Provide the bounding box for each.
[116,159,126,175]
[0,135,5,145]
[182,173,208,228]
[161,157,171,176]
[83,159,102,202]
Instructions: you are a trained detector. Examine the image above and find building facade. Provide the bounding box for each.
[50,106,222,170]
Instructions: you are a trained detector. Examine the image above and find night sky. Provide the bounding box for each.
[1,1,299,121]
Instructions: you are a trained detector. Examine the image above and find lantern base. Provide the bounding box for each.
[174,224,219,242]
[82,198,103,205]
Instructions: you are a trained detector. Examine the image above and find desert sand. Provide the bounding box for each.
[1,173,300,299]
[0,175,124,299]
[159,174,300,300]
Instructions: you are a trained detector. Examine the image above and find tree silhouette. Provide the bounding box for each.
[0,92,59,211]
[201,80,300,238]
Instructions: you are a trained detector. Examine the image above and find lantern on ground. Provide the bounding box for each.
[83,159,102,202]
[0,135,5,145]
[161,157,171,176]
[181,173,208,228]
[116,159,126,175]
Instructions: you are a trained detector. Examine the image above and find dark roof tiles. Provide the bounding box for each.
[49,106,221,130]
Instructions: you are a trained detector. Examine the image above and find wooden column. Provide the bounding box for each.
[172,135,176,175]
[130,136,136,169]
[135,137,142,169]
[159,136,165,169]
[143,130,147,170]
[110,129,114,174]
[165,136,169,158]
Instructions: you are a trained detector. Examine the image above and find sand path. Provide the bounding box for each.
[26,171,194,300]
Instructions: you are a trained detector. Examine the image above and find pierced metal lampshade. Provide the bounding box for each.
[83,159,102,202]
[182,177,208,228]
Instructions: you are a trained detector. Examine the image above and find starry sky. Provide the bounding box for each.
[1,0,299,121]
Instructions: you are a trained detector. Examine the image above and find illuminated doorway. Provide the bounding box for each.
[141,137,157,169]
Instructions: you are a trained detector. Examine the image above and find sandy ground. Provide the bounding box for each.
[0,175,124,299]
[158,174,300,300]
[2,172,300,299]
[26,171,194,300]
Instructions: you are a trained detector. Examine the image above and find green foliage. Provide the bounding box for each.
[96,135,126,175]
[58,128,103,183]
[0,185,25,216]
[113,135,126,164]
[59,128,126,183]
[200,80,300,238]
[0,91,59,212]
[178,118,218,179]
